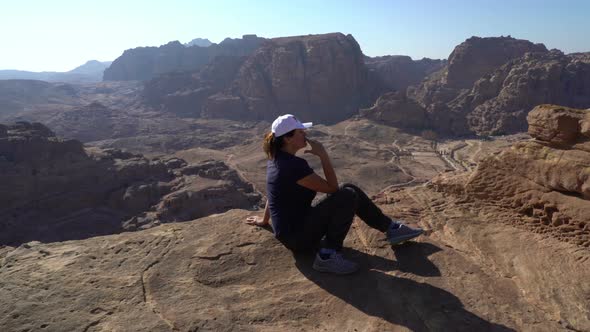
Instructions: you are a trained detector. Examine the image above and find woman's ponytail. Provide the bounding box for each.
[263,130,295,159]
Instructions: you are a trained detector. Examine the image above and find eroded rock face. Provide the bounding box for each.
[359,91,427,129]
[104,36,265,81]
[464,51,590,135]
[202,33,373,124]
[365,55,446,92]
[406,36,550,135]
[0,122,261,245]
[125,160,261,230]
[432,105,590,247]
[445,36,547,89]
[141,56,247,117]
[409,36,547,108]
[404,37,590,136]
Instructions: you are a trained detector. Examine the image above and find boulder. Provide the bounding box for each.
[359,91,427,129]
[527,104,590,146]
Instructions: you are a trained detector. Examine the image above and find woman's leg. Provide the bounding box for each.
[340,183,391,232]
[297,186,358,251]
[293,183,392,251]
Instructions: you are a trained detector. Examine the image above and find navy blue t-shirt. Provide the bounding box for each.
[267,150,316,240]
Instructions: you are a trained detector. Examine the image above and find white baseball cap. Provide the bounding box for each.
[271,114,313,137]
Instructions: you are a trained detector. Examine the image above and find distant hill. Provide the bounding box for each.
[104,35,265,81]
[185,38,213,47]
[0,60,112,83]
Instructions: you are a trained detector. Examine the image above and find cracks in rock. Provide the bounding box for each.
[82,319,102,332]
[196,251,232,260]
[139,233,181,331]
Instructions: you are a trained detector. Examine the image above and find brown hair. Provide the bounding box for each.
[263,130,295,159]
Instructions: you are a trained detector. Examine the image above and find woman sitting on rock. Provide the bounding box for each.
[246,114,423,275]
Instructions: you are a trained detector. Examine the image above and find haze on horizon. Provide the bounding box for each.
[2,0,589,72]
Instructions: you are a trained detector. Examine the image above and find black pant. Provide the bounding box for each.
[281,183,392,252]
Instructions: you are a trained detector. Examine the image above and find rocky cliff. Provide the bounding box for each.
[461,50,590,135]
[365,55,446,93]
[201,33,375,124]
[365,36,590,136]
[404,36,550,135]
[141,56,247,117]
[0,122,261,245]
[103,35,265,81]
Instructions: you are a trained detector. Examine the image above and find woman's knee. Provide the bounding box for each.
[333,185,358,205]
[341,183,361,194]
[336,184,357,201]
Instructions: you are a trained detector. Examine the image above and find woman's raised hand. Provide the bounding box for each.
[304,138,327,157]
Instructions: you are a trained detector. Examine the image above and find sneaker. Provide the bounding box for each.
[312,252,359,275]
[387,222,423,245]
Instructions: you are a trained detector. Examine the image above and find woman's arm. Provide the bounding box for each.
[262,199,270,224]
[297,138,338,193]
[245,199,270,226]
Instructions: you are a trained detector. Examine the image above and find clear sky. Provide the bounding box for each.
[2,0,589,72]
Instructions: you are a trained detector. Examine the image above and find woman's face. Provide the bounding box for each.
[285,129,307,151]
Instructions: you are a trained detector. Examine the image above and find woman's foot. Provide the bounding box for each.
[387,221,423,245]
[312,252,359,275]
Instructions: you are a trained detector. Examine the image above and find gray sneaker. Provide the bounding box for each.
[387,222,423,245]
[312,252,359,275]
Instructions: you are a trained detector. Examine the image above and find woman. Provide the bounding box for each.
[246,114,423,275]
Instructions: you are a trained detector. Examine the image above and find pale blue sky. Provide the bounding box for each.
[2,0,589,72]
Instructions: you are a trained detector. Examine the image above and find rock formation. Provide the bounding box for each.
[462,50,590,135]
[405,36,550,135]
[184,38,213,47]
[366,104,590,330]
[365,55,446,92]
[0,122,261,245]
[431,104,590,246]
[201,33,375,124]
[359,91,427,129]
[365,36,590,136]
[141,56,247,117]
[103,35,265,81]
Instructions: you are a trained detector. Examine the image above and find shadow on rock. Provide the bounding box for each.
[294,246,515,332]
[369,241,443,277]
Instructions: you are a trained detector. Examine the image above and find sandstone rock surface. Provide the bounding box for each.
[2,200,588,331]
[429,104,590,248]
